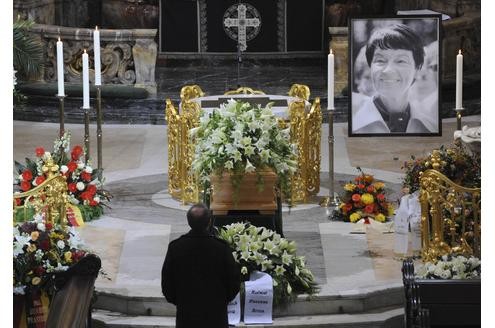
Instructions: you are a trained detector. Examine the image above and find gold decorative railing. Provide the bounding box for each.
[419,169,481,262]
[288,84,310,101]
[13,158,69,226]
[224,86,265,95]
[165,84,322,204]
[165,87,202,204]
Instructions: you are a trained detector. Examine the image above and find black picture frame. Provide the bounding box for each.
[348,15,442,137]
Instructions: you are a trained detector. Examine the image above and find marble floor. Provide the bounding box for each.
[12,115,480,303]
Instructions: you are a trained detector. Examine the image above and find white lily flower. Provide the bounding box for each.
[274,265,286,276]
[232,150,242,162]
[245,158,256,173]
[260,149,270,162]
[244,145,255,156]
[282,251,293,265]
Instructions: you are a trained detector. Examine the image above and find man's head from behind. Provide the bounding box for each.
[186,203,211,232]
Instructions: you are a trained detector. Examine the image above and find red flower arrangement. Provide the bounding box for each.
[337,168,394,223]
[14,132,111,222]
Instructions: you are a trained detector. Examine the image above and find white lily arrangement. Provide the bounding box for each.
[218,222,319,306]
[415,254,481,280]
[190,99,298,200]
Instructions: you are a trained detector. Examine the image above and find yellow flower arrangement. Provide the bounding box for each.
[388,206,395,217]
[361,193,374,205]
[375,213,386,223]
[344,183,356,192]
[373,182,385,190]
[349,212,361,223]
[336,168,392,223]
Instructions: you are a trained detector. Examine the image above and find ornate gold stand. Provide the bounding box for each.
[165,84,322,205]
[419,168,481,262]
[13,158,69,226]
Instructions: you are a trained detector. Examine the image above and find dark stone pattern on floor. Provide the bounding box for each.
[14,58,480,124]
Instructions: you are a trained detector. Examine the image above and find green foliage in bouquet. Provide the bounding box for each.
[218,223,319,306]
[13,131,111,222]
[402,142,480,193]
[191,99,298,202]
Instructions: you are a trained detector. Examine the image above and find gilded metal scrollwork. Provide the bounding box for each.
[288,100,307,203]
[304,98,322,196]
[180,85,205,102]
[419,169,481,262]
[224,87,265,95]
[13,158,68,226]
[180,89,201,204]
[288,84,310,101]
[165,99,182,199]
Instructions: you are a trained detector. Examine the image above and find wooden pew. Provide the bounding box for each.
[402,259,480,328]
[46,254,102,328]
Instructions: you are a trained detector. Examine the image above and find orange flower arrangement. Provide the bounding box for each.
[337,168,393,223]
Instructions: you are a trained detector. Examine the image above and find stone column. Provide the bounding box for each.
[328,27,348,96]
[132,37,158,95]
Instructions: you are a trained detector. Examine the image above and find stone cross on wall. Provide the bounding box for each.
[223,4,261,51]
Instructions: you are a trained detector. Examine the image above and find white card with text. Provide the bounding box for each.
[244,271,273,324]
[227,292,241,325]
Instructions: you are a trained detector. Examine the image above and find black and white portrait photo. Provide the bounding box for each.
[349,16,441,136]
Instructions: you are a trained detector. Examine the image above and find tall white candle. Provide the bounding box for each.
[82,50,90,108]
[456,49,463,109]
[56,38,65,96]
[94,26,101,86]
[328,49,334,110]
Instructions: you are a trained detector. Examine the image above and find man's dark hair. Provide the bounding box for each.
[186,203,211,231]
[365,24,425,70]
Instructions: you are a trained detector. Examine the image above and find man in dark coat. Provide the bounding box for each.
[161,203,241,328]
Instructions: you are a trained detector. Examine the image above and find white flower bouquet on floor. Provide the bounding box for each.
[415,254,480,280]
[218,222,319,306]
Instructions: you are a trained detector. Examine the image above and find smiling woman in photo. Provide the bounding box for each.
[351,22,439,134]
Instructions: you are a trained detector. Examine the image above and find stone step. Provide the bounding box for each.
[94,285,404,317]
[92,307,404,328]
